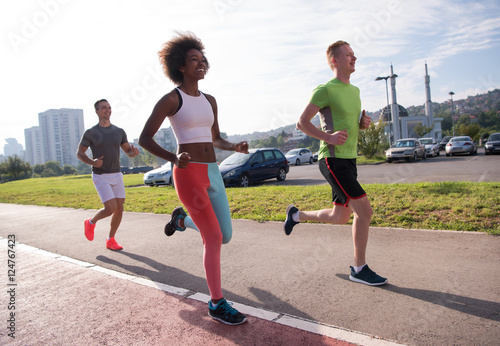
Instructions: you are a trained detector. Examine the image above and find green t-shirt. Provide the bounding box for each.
[310,78,361,160]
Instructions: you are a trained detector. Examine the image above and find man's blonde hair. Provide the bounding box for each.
[326,40,349,70]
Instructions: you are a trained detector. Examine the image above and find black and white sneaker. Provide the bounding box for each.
[208,299,247,325]
[284,205,299,235]
[349,265,388,286]
[164,207,186,237]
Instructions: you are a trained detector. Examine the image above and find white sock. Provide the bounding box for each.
[353,264,366,273]
[292,211,300,223]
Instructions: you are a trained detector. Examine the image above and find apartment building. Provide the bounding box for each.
[37,108,84,167]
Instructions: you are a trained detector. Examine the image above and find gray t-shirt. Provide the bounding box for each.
[79,124,128,174]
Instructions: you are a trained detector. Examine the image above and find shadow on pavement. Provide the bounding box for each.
[336,274,500,322]
[97,251,317,320]
[248,286,317,320]
[176,301,339,346]
[97,251,206,292]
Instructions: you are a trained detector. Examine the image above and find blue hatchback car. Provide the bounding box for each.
[219,148,289,187]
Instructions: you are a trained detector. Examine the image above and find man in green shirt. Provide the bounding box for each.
[284,41,387,286]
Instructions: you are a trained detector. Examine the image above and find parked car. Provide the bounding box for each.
[312,152,319,162]
[439,136,453,151]
[419,138,440,157]
[143,162,173,187]
[445,136,477,156]
[122,166,154,174]
[484,132,500,155]
[219,148,289,187]
[385,138,426,163]
[285,148,314,166]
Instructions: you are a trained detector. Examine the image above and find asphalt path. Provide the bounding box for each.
[280,147,500,186]
[1,149,499,345]
[1,203,499,345]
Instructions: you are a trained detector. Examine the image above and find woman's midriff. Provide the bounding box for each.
[178,142,216,163]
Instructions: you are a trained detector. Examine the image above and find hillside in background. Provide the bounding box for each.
[228,116,321,144]
[406,88,500,119]
[228,89,500,143]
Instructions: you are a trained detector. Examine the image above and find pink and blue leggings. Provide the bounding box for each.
[173,162,232,300]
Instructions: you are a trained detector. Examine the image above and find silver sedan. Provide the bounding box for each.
[385,138,426,163]
[445,136,477,156]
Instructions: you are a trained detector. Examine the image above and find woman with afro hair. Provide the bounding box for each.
[139,32,248,325]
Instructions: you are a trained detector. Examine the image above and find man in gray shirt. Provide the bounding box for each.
[77,99,139,250]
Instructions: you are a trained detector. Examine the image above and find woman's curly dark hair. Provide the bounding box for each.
[158,32,210,85]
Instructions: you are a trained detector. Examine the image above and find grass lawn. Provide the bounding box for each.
[0,174,498,234]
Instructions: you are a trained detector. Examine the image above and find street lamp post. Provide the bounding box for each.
[376,74,397,146]
[449,91,455,136]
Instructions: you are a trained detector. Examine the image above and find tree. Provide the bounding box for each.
[457,123,480,140]
[41,168,58,177]
[44,161,63,176]
[267,136,278,148]
[457,114,471,126]
[413,123,434,138]
[250,139,262,148]
[120,153,130,167]
[33,164,45,175]
[0,155,31,182]
[441,115,453,132]
[358,121,386,159]
[302,135,320,152]
[76,162,91,175]
[277,135,285,148]
[468,124,481,140]
[131,153,145,167]
[31,161,77,177]
[63,165,77,175]
[481,132,490,142]
[478,110,500,130]
[141,150,158,166]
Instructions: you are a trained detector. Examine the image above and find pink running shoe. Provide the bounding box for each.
[84,218,95,241]
[106,237,123,251]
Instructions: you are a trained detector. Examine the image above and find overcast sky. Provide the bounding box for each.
[1,0,499,155]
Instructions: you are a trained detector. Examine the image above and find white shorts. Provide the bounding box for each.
[92,172,126,203]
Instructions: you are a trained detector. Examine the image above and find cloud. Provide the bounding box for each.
[1,0,500,153]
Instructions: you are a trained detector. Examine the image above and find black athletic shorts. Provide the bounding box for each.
[318,157,366,207]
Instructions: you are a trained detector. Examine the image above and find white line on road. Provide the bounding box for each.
[6,238,404,346]
[478,171,488,182]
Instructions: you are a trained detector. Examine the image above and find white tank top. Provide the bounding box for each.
[169,88,214,144]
